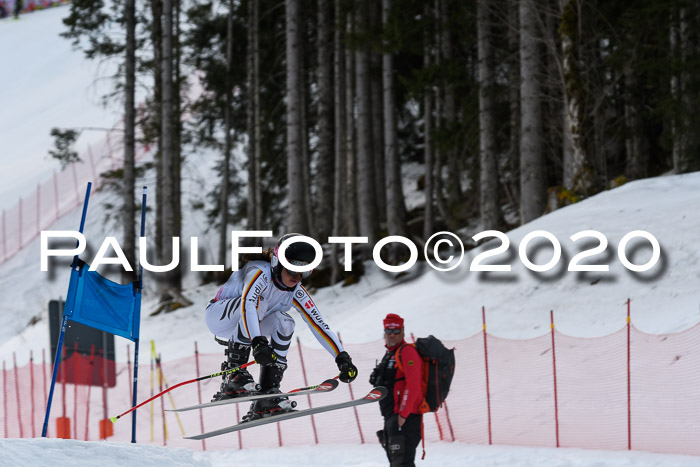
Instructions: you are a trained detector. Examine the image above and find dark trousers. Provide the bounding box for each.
[379,413,422,467]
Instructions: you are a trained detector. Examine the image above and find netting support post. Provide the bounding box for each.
[550,310,560,447]
[627,298,631,450]
[338,333,364,443]
[30,350,36,438]
[482,306,492,445]
[296,337,319,444]
[193,341,207,451]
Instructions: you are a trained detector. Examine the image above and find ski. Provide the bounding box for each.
[184,386,388,440]
[168,378,339,413]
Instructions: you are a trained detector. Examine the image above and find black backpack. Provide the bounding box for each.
[396,335,455,412]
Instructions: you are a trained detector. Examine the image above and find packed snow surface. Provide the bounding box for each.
[2,438,700,467]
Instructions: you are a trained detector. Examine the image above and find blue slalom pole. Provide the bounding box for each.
[71,182,92,268]
[42,182,92,437]
[131,186,147,443]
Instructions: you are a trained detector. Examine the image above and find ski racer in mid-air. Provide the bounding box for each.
[204,233,358,421]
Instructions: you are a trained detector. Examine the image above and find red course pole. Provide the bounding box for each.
[1,210,6,262]
[338,333,364,443]
[71,162,79,205]
[36,184,40,234]
[482,307,492,445]
[550,310,559,448]
[627,298,631,451]
[157,354,166,446]
[100,349,108,439]
[62,346,67,428]
[30,350,36,438]
[42,349,48,436]
[13,353,24,438]
[127,345,132,407]
[18,198,23,248]
[85,345,95,441]
[53,171,59,219]
[443,401,456,442]
[73,343,79,440]
[297,338,319,444]
[193,342,206,451]
[3,360,8,437]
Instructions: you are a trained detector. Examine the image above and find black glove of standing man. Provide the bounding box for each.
[252,336,278,366]
[335,351,358,383]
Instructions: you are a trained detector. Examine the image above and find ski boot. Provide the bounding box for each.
[212,340,261,401]
[242,362,297,422]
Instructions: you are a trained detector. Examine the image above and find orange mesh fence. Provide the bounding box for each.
[629,324,700,455]
[2,323,700,457]
[0,125,150,265]
[555,328,628,450]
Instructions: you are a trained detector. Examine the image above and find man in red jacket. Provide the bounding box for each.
[369,313,423,466]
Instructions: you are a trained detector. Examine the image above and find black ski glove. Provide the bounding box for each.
[369,365,381,386]
[335,351,358,383]
[252,336,278,366]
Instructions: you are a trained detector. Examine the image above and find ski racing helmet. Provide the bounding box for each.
[271,233,316,284]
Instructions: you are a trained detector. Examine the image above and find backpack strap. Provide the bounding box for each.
[393,343,408,373]
[421,415,426,459]
[397,344,427,459]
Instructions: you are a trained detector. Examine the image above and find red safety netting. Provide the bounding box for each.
[2,323,700,457]
[0,124,150,265]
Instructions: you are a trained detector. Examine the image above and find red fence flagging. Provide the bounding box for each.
[2,318,700,456]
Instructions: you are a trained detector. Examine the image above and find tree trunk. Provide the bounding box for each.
[433,0,449,226]
[151,0,163,260]
[477,0,498,231]
[382,0,406,240]
[560,0,592,194]
[623,55,647,180]
[221,0,234,267]
[172,0,182,291]
[285,0,308,232]
[331,0,347,283]
[316,0,334,239]
[671,7,691,174]
[507,0,520,211]
[355,0,378,246]
[679,7,693,173]
[123,0,136,282]
[440,0,462,211]
[370,0,386,225]
[422,2,434,240]
[299,18,315,237]
[161,0,175,277]
[345,3,358,237]
[519,0,546,223]
[245,0,255,238]
[670,7,681,174]
[253,0,263,234]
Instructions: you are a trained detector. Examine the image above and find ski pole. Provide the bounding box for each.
[287,375,340,393]
[110,360,258,423]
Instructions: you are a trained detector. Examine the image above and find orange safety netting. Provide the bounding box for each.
[2,323,700,457]
[0,127,150,265]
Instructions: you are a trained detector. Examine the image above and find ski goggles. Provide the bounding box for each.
[283,259,313,279]
[384,328,402,335]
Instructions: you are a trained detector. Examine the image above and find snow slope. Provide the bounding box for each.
[0,5,121,210]
[2,438,700,467]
